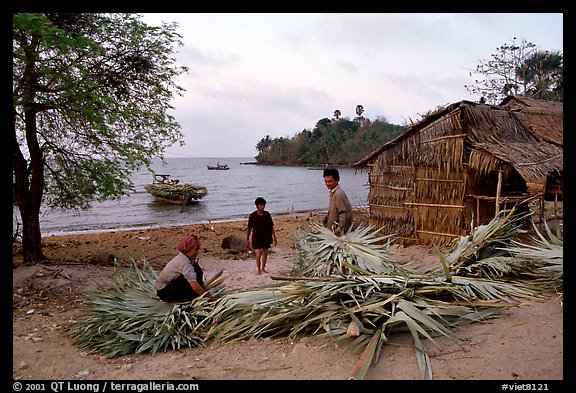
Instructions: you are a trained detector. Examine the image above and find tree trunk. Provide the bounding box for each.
[12,84,46,264]
[19,205,45,264]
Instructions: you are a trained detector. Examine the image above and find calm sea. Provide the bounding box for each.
[28,157,369,236]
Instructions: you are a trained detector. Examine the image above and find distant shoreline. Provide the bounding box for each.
[239,160,354,168]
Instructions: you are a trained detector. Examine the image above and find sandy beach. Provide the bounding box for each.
[12,208,563,381]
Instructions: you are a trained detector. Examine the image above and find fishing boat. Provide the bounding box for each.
[145,174,208,205]
[206,162,230,170]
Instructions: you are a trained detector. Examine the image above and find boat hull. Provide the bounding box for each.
[151,196,199,205]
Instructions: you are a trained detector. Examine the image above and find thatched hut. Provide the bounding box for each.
[353,97,563,247]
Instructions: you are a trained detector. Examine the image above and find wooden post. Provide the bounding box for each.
[495,170,503,216]
[476,196,480,227]
[554,193,558,219]
[540,195,545,231]
[180,192,192,213]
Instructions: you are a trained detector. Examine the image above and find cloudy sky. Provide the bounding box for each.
[139,13,563,158]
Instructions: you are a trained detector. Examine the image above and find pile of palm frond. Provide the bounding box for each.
[438,207,530,274]
[67,214,562,380]
[68,259,512,375]
[496,219,563,292]
[144,183,208,201]
[292,222,411,277]
[67,259,227,357]
[428,207,563,292]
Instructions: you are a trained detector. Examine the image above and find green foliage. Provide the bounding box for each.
[13,13,189,261]
[518,50,563,101]
[13,13,188,211]
[144,183,208,201]
[255,116,403,165]
[465,37,563,104]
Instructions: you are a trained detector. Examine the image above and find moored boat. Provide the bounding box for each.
[206,162,230,170]
[145,174,208,205]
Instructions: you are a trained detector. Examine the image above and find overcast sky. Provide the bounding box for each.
[139,13,564,158]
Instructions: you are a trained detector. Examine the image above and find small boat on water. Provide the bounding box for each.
[145,174,208,205]
[207,162,230,170]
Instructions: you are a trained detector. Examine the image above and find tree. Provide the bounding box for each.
[465,37,563,104]
[13,13,188,264]
[256,135,272,161]
[518,50,563,101]
[253,113,402,166]
[333,109,341,120]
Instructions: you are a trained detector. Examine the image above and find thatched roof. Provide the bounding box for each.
[470,142,563,183]
[499,96,563,147]
[353,98,563,183]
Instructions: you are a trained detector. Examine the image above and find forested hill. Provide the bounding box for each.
[254,116,404,166]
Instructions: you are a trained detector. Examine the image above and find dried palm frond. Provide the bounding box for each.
[430,206,531,276]
[67,259,225,357]
[497,219,563,292]
[68,260,514,362]
[348,327,382,380]
[293,222,409,277]
[68,214,561,380]
[429,208,563,293]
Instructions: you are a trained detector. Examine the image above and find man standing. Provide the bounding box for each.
[322,168,353,236]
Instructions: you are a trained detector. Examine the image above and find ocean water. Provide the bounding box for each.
[29,157,369,235]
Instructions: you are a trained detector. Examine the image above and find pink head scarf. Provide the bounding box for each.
[177,233,201,253]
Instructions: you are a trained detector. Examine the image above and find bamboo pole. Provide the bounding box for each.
[269,275,333,282]
[495,170,503,216]
[476,197,480,227]
[370,184,411,191]
[539,196,545,231]
[419,133,466,144]
[416,229,462,238]
[554,193,558,218]
[404,202,465,208]
[396,236,420,242]
[416,178,465,183]
[370,204,409,210]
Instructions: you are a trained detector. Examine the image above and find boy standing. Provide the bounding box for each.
[246,197,277,274]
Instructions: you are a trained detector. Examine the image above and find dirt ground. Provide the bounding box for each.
[12,209,564,382]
